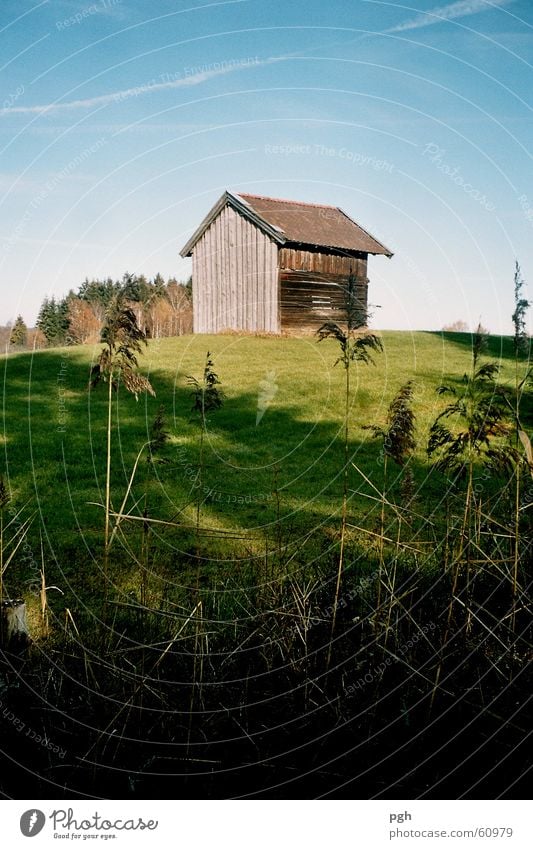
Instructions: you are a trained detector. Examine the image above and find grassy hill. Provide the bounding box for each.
[0,330,531,799]
[1,330,527,597]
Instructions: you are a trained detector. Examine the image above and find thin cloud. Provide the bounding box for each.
[387,0,513,33]
[0,57,279,117]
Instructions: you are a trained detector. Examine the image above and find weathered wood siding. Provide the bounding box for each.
[278,248,368,331]
[192,205,279,333]
[278,248,366,276]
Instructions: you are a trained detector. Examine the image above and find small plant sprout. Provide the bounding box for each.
[365,381,417,591]
[427,324,516,634]
[90,289,155,579]
[148,405,171,465]
[427,325,511,481]
[188,351,224,420]
[365,381,417,468]
[187,352,224,531]
[510,262,531,626]
[512,262,530,359]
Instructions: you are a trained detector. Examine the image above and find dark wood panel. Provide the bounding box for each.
[279,268,368,286]
[282,316,347,325]
[279,268,368,330]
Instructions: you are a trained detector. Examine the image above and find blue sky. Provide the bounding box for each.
[1,0,532,333]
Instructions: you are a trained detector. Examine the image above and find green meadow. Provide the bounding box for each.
[1,330,530,800]
[1,330,525,599]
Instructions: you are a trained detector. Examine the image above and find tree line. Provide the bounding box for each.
[17,273,192,349]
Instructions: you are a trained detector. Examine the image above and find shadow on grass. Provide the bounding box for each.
[424,330,531,363]
[0,345,460,602]
[1,340,518,607]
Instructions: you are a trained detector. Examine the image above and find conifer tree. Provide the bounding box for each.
[36,297,70,345]
[9,315,27,347]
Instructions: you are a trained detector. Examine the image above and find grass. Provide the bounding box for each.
[1,331,527,594]
[0,330,531,799]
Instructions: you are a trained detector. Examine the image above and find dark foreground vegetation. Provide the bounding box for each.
[0,284,531,799]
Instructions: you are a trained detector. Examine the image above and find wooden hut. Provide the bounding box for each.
[180,191,392,334]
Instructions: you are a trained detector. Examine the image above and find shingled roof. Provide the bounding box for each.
[180,191,393,257]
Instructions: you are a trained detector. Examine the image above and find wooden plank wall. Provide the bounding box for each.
[278,250,368,331]
[192,205,279,333]
[278,248,365,277]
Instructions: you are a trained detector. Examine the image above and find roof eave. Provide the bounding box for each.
[179,192,229,257]
[283,239,393,257]
[337,207,394,258]
[179,191,286,257]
